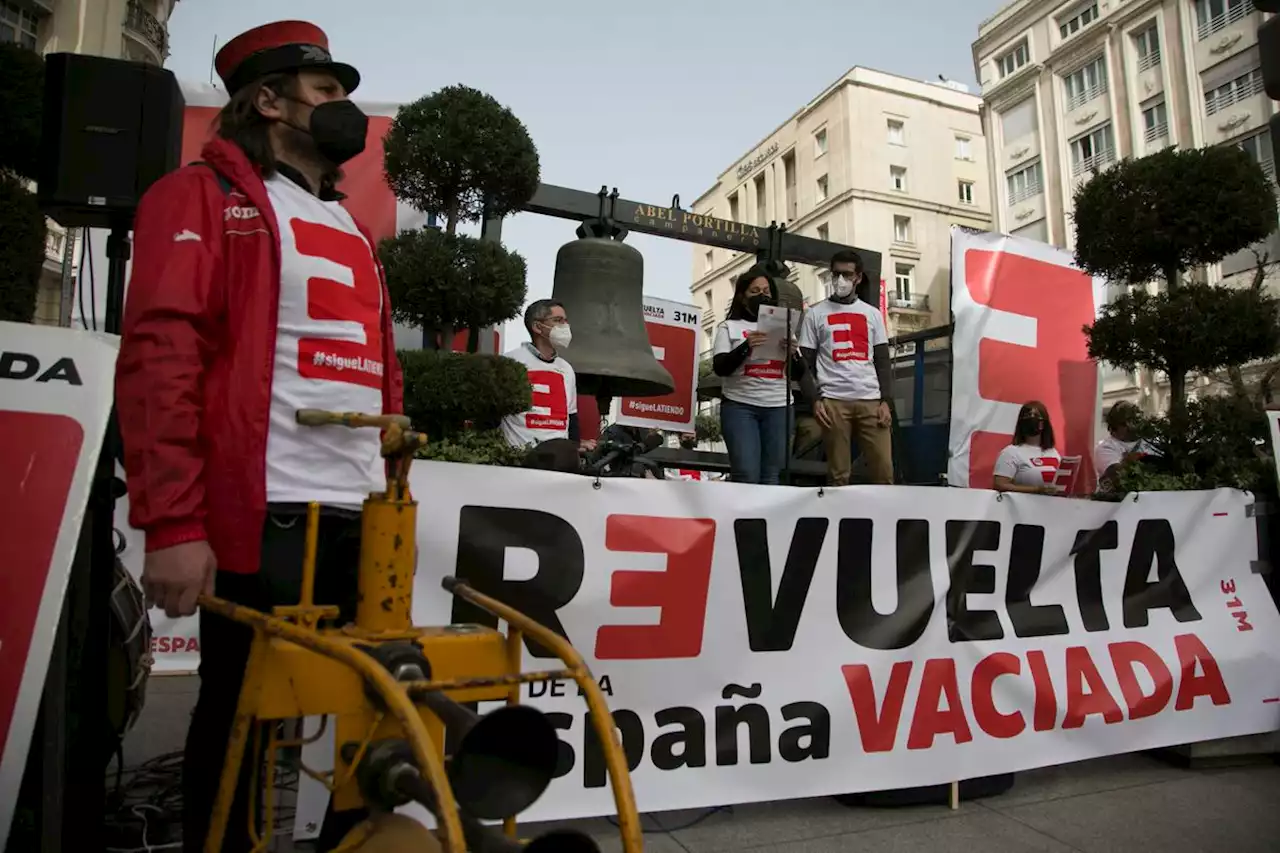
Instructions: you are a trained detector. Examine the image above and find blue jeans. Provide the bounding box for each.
[720,398,789,484]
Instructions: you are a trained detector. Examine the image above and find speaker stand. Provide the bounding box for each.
[51,224,131,848]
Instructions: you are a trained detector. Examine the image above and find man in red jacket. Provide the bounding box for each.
[114,21,402,852]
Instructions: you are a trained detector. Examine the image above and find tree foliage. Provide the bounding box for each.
[1086,283,1280,376]
[1073,146,1277,286]
[398,349,530,437]
[694,412,722,445]
[416,429,531,467]
[382,85,540,230]
[0,42,43,181]
[0,174,48,323]
[1111,395,1273,495]
[381,228,527,339]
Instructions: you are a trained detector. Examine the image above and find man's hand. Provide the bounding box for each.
[143,540,217,618]
[746,331,769,349]
[1038,484,1065,496]
[579,439,597,453]
[876,401,892,427]
[814,399,834,429]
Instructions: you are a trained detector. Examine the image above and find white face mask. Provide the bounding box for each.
[832,274,856,298]
[548,324,572,350]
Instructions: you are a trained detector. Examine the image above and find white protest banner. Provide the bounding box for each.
[614,297,700,434]
[948,227,1109,491]
[0,322,119,845]
[294,461,1280,838]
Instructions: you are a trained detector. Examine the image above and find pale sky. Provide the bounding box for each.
[165,0,1008,344]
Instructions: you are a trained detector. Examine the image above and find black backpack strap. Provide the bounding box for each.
[189,160,233,196]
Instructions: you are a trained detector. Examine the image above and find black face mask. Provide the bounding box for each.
[281,97,369,166]
[746,293,773,314]
[1018,416,1044,435]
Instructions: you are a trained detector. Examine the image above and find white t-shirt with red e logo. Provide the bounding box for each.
[798,298,888,402]
[263,173,386,509]
[501,343,579,448]
[993,443,1062,487]
[712,319,788,408]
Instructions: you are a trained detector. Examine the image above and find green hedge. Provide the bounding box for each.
[399,349,530,435]
[0,175,47,323]
[381,228,527,338]
[416,429,530,466]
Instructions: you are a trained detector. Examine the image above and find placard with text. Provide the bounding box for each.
[615,297,700,434]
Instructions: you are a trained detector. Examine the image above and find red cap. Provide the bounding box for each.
[214,21,360,95]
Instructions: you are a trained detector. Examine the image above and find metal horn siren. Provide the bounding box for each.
[419,693,561,820]
[551,224,675,401]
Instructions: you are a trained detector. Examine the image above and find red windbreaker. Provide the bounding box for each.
[115,137,404,575]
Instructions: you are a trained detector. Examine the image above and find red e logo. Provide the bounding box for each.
[526,370,568,430]
[827,312,870,363]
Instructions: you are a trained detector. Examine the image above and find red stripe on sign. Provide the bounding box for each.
[1212,512,1229,517]
[1263,697,1280,704]
[0,411,84,755]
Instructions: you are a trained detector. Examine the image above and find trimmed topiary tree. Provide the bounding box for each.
[380,84,540,460]
[0,43,46,324]
[1073,144,1280,493]
[1074,145,1279,416]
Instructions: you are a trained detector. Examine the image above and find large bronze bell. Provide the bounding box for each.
[550,236,675,401]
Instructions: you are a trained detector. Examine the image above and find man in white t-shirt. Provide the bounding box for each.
[115,21,396,850]
[502,299,589,462]
[798,251,895,485]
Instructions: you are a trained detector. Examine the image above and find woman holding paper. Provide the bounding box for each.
[712,266,805,484]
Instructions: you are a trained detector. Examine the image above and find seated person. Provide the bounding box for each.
[992,401,1065,495]
[1094,401,1156,493]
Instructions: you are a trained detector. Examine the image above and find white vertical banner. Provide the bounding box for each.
[947,227,1108,491]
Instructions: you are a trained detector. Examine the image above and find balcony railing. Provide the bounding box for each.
[124,0,167,57]
[1007,180,1042,205]
[888,293,929,311]
[1197,1,1252,41]
[1143,122,1169,144]
[1137,49,1161,72]
[1065,81,1107,113]
[1072,148,1116,178]
[1205,72,1264,116]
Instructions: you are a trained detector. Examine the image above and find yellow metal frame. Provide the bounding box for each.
[197,410,642,853]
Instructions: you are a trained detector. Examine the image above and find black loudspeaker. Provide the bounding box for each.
[38,53,184,229]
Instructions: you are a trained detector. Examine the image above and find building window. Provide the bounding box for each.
[816,174,829,202]
[704,250,714,273]
[0,1,40,49]
[958,180,975,204]
[893,215,912,243]
[1142,100,1169,146]
[955,136,972,160]
[1070,124,1116,178]
[783,151,797,220]
[814,127,828,156]
[1058,2,1099,40]
[1204,67,1263,117]
[1006,160,1044,204]
[754,172,767,225]
[893,264,914,299]
[1195,0,1252,42]
[728,192,740,222]
[816,223,829,241]
[996,39,1029,78]
[1063,56,1108,112]
[1235,128,1275,181]
[890,166,907,192]
[887,119,905,145]
[1000,98,1038,141]
[1133,23,1161,72]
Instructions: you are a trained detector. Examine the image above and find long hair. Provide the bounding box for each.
[214,71,343,193]
[727,265,776,321]
[1013,400,1055,450]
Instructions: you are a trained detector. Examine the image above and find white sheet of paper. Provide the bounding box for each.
[756,304,801,355]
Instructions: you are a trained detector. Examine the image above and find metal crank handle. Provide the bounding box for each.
[295,409,412,430]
